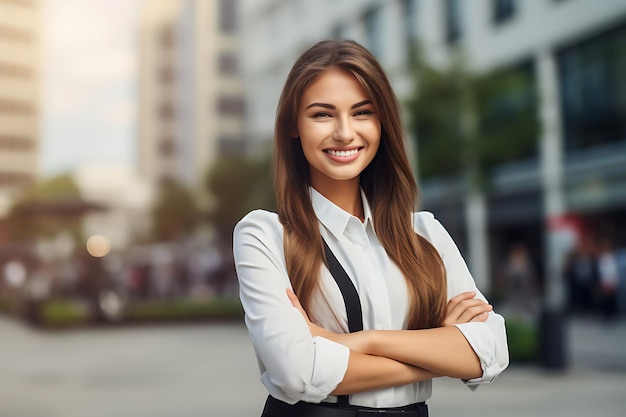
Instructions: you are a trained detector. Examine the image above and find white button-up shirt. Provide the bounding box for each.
[233,188,508,408]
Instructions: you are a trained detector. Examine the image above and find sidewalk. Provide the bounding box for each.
[428,317,626,417]
[430,367,626,417]
[568,316,626,372]
[0,315,624,417]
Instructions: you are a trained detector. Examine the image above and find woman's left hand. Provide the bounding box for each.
[443,291,492,327]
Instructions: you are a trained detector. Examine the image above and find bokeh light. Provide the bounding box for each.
[86,234,111,257]
[4,261,27,288]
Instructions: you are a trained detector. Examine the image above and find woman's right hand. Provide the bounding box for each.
[287,288,372,352]
[286,288,334,338]
[443,291,492,327]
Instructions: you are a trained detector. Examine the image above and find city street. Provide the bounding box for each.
[0,315,625,417]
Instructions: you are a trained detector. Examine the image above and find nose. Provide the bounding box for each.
[333,117,355,142]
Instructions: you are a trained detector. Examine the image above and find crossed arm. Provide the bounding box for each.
[287,289,493,395]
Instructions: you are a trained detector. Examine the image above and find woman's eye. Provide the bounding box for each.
[354,110,373,117]
[312,112,331,118]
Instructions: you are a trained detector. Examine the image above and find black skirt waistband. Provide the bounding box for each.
[262,396,429,417]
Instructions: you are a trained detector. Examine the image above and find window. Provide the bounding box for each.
[217,96,244,116]
[558,23,626,150]
[159,66,174,84]
[160,26,174,49]
[364,7,383,59]
[158,102,175,120]
[219,0,237,34]
[218,136,245,155]
[403,0,419,41]
[0,135,35,151]
[218,52,238,75]
[0,171,34,186]
[0,62,35,79]
[0,99,36,115]
[158,174,175,187]
[0,0,37,6]
[493,0,517,24]
[159,137,176,157]
[444,0,463,43]
[332,23,348,40]
[0,24,34,43]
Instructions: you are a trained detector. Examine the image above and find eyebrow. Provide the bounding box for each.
[304,100,372,110]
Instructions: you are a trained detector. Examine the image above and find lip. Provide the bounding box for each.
[323,146,363,163]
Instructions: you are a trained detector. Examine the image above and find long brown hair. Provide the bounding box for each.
[274,40,446,330]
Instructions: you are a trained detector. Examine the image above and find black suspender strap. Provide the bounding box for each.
[322,239,363,333]
[322,238,363,406]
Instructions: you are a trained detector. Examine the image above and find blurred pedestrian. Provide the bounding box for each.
[597,238,619,322]
[564,242,598,316]
[616,246,626,317]
[233,40,508,417]
[501,243,539,320]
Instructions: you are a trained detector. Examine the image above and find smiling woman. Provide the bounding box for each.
[233,40,508,417]
[295,68,381,209]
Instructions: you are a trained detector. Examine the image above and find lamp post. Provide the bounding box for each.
[537,49,570,370]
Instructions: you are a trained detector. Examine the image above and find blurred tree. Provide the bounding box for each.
[473,62,540,173]
[406,51,540,187]
[405,48,541,295]
[205,153,275,241]
[151,178,199,241]
[406,58,467,180]
[7,174,85,244]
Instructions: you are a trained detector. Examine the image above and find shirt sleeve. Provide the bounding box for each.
[233,210,350,404]
[414,212,509,389]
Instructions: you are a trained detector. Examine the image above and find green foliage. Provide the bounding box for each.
[151,178,200,241]
[205,153,275,240]
[127,298,243,320]
[19,174,80,201]
[406,60,467,179]
[506,317,539,363]
[40,299,89,327]
[405,49,540,187]
[7,174,83,242]
[0,294,17,313]
[473,65,540,170]
[30,298,243,327]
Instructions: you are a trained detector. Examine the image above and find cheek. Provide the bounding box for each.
[368,123,382,148]
[299,121,331,143]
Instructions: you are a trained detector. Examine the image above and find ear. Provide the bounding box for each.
[290,126,299,138]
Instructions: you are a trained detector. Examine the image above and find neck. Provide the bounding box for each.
[313,178,364,221]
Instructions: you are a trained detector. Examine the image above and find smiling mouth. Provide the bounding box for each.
[324,148,362,157]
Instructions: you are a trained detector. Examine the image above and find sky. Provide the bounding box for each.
[41,0,141,177]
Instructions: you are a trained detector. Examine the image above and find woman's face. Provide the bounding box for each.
[295,68,381,192]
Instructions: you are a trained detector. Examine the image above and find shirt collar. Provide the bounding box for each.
[310,187,374,240]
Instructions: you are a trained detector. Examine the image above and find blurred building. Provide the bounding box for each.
[0,0,40,221]
[240,0,626,294]
[138,0,244,194]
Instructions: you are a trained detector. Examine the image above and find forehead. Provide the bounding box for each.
[300,68,369,105]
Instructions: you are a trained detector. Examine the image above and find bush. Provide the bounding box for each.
[0,294,17,313]
[127,298,243,321]
[506,317,539,363]
[40,299,89,327]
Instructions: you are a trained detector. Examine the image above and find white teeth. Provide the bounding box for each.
[326,149,359,157]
